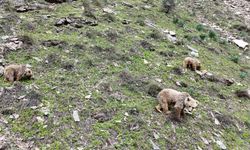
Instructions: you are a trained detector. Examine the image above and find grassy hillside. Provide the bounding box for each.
[0,0,249,149]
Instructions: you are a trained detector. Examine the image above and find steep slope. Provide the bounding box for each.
[0,0,249,149]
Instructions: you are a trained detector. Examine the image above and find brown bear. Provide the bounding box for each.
[155,88,198,121]
[4,64,33,82]
[183,57,201,71]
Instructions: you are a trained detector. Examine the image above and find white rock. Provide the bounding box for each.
[0,66,4,76]
[233,39,248,49]
[124,112,129,116]
[73,110,80,122]
[143,59,149,64]
[40,107,50,115]
[103,7,114,14]
[190,51,199,57]
[36,116,44,123]
[155,78,162,83]
[33,57,42,62]
[201,137,209,145]
[187,45,198,52]
[169,31,176,36]
[214,118,221,125]
[150,139,160,150]
[85,95,91,99]
[153,132,159,140]
[216,140,227,150]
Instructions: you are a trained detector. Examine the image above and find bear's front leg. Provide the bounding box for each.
[172,106,182,122]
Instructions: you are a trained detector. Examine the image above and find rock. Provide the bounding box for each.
[73,110,80,122]
[36,116,44,123]
[122,2,133,8]
[147,82,163,97]
[92,112,110,122]
[235,89,250,99]
[150,139,160,150]
[40,107,50,116]
[233,39,248,49]
[201,137,209,145]
[0,66,4,76]
[103,7,114,14]
[45,0,68,3]
[216,140,227,150]
[167,34,177,43]
[169,31,176,36]
[187,45,198,53]
[190,51,199,57]
[143,59,149,64]
[153,132,159,140]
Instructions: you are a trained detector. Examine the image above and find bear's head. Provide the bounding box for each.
[182,92,198,113]
[24,67,33,79]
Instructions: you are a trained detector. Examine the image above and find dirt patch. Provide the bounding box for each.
[140,40,155,51]
[41,40,67,48]
[92,110,115,123]
[147,82,163,97]
[0,83,42,115]
[43,53,62,67]
[119,71,149,93]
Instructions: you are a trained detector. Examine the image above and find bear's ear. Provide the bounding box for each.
[182,92,190,97]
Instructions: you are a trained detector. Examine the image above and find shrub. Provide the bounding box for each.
[196,24,204,31]
[240,71,248,79]
[199,34,207,40]
[230,55,240,63]
[208,30,217,40]
[162,0,175,13]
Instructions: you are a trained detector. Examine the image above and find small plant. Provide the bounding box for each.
[184,34,192,41]
[199,34,207,41]
[240,71,248,80]
[149,29,163,40]
[196,24,204,31]
[230,55,240,63]
[162,0,175,13]
[136,18,145,26]
[173,17,179,24]
[208,30,217,40]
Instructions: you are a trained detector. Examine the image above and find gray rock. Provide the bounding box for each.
[216,140,227,150]
[0,66,4,76]
[233,39,248,49]
[150,139,160,150]
[73,110,80,122]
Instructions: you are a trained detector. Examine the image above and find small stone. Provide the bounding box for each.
[169,31,176,36]
[73,110,80,122]
[155,78,162,83]
[124,112,129,116]
[153,132,159,139]
[233,39,248,49]
[201,137,209,145]
[190,51,199,57]
[0,66,4,76]
[33,57,42,62]
[150,139,160,150]
[103,7,114,14]
[36,116,44,123]
[214,118,221,125]
[216,140,227,150]
[40,107,50,115]
[187,45,198,52]
[85,95,91,99]
[143,59,149,64]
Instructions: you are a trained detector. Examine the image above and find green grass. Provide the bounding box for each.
[0,0,249,149]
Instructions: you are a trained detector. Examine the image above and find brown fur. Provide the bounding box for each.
[4,64,32,82]
[155,89,198,121]
[183,57,201,71]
